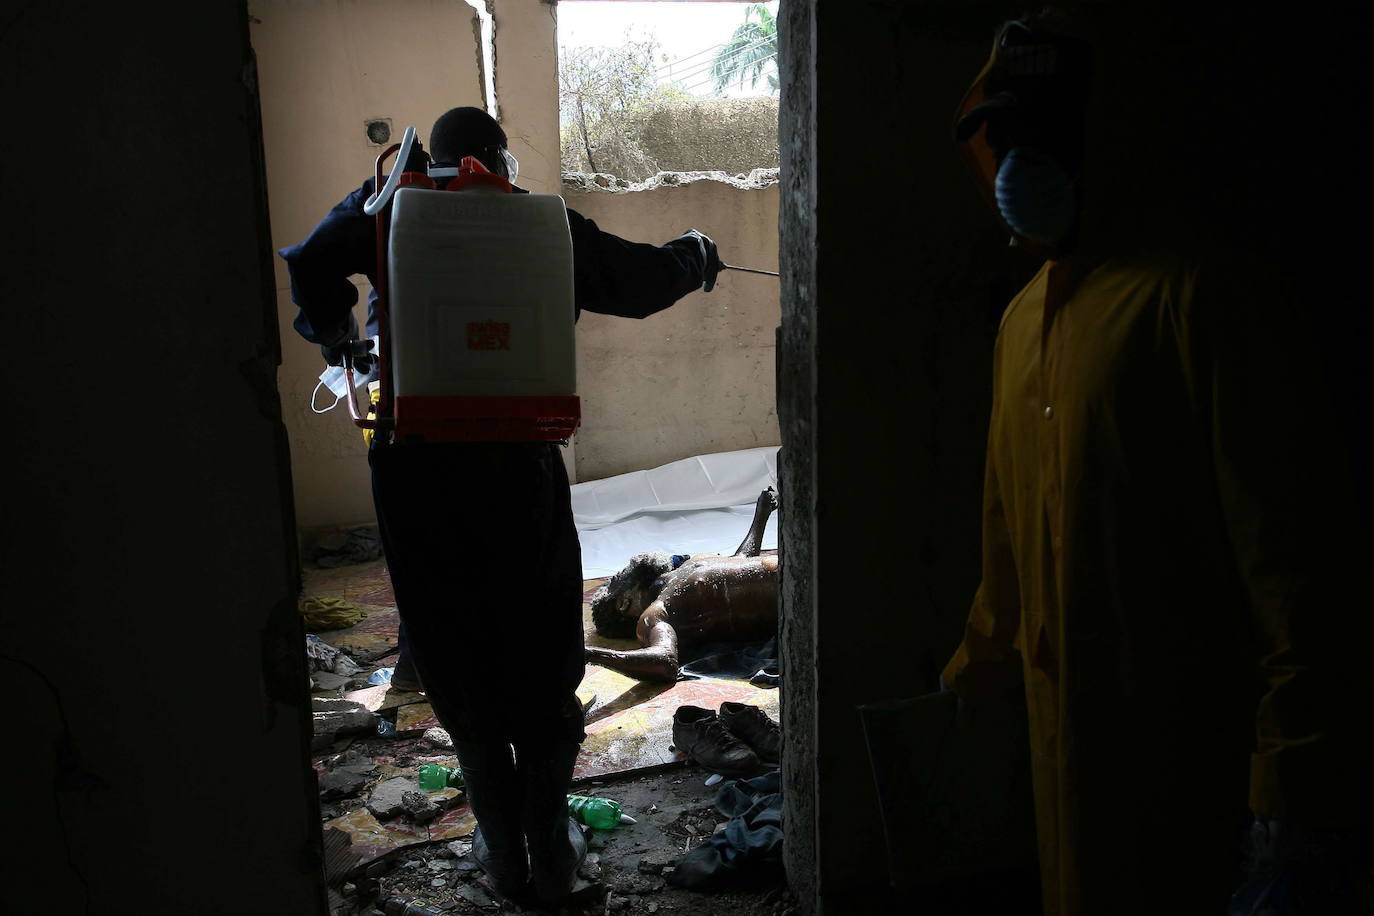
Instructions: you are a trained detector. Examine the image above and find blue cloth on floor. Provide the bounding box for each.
[667,770,784,890]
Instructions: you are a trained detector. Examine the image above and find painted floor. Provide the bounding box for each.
[307,555,780,865]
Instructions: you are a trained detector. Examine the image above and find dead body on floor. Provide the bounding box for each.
[586,488,780,682]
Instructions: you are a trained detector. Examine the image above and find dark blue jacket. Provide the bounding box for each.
[279,176,710,347]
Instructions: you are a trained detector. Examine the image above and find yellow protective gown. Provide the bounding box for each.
[943,21,1371,916]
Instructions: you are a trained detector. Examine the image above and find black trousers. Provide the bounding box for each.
[369,439,586,745]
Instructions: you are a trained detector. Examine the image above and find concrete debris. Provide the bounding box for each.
[311,698,376,749]
[561,167,780,195]
[606,895,630,911]
[401,790,441,824]
[612,874,665,896]
[636,852,678,876]
[429,878,446,888]
[310,671,355,693]
[454,883,495,909]
[443,840,472,859]
[420,726,452,750]
[366,776,417,821]
[319,765,372,800]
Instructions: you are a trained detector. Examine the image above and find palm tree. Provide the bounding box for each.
[710,4,778,95]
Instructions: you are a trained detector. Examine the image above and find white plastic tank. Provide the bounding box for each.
[387,186,576,399]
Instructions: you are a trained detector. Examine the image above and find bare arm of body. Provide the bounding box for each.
[583,603,680,682]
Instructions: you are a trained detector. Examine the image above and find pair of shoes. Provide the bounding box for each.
[719,701,781,766]
[672,703,781,777]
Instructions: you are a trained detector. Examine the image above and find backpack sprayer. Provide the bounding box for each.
[341,125,580,444]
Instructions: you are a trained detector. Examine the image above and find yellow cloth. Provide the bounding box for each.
[942,254,1370,915]
[299,596,365,630]
[362,384,381,446]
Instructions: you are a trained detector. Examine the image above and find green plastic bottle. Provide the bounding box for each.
[418,764,464,791]
[567,794,635,829]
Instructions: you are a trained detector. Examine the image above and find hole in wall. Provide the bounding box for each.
[366,119,393,146]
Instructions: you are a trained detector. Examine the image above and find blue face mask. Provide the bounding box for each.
[993,146,1077,248]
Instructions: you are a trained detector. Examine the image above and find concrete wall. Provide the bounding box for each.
[250,0,486,530]
[564,178,781,481]
[635,97,780,176]
[492,0,562,196]
[4,3,320,913]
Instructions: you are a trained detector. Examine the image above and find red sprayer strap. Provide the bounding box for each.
[444,156,513,194]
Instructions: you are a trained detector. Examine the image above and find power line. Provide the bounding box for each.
[660,36,776,88]
[653,41,725,74]
[676,50,778,96]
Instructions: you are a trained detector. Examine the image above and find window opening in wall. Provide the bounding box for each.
[558,1,780,183]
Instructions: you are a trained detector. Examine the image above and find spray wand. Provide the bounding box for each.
[721,262,779,277]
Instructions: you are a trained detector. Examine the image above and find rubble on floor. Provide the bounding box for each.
[327,765,793,916]
[306,557,791,913]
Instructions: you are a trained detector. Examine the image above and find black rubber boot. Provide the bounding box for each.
[452,740,530,901]
[515,740,587,906]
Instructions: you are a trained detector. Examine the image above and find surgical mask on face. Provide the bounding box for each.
[310,336,379,414]
[994,146,1077,248]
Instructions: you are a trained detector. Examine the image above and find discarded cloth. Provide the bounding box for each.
[678,636,779,688]
[300,596,365,630]
[311,525,382,568]
[668,770,783,890]
[306,633,362,675]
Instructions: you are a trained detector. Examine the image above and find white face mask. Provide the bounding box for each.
[310,336,379,414]
[499,147,519,184]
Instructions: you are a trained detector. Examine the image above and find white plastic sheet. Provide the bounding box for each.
[572,447,780,580]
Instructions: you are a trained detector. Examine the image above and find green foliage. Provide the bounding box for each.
[710,3,778,95]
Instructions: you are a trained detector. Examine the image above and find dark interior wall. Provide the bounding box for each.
[1,4,321,914]
[779,0,1035,906]
[776,0,819,906]
[781,2,1374,910]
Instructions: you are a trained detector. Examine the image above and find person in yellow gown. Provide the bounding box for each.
[942,15,1372,916]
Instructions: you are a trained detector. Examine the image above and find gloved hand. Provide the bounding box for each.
[320,337,376,375]
[1228,816,1374,915]
[681,228,721,292]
